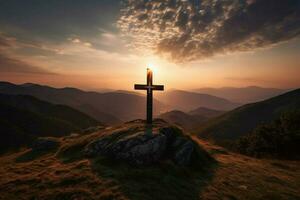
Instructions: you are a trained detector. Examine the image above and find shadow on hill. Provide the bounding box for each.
[89,157,218,200]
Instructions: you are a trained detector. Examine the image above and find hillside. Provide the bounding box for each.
[0,82,165,124]
[195,86,287,104]
[159,110,207,130]
[189,107,224,118]
[156,90,240,112]
[196,88,300,141]
[0,121,299,200]
[0,94,100,152]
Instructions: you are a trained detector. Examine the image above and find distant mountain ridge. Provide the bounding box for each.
[195,86,288,104]
[0,93,100,152]
[159,107,224,130]
[156,89,240,112]
[0,82,165,124]
[196,88,300,141]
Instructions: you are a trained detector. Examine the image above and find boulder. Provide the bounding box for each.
[85,121,204,166]
[31,137,60,151]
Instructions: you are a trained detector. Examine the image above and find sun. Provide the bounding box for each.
[147,63,159,74]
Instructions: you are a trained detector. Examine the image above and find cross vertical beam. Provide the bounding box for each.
[147,69,153,124]
[134,68,164,125]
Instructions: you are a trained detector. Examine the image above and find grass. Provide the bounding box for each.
[0,127,299,200]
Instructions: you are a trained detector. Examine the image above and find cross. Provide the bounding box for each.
[134,68,164,124]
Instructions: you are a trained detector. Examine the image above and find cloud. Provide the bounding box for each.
[0,54,55,74]
[0,34,55,75]
[118,0,300,62]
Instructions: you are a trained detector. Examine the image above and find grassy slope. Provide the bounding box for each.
[196,88,300,140]
[0,131,299,200]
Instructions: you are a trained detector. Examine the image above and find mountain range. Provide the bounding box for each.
[0,82,293,133]
[0,82,165,125]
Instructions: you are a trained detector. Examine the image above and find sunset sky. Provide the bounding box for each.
[0,0,299,91]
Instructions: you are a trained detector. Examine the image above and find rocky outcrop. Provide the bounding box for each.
[85,120,210,166]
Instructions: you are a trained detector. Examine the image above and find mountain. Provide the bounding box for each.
[0,82,165,124]
[189,107,225,118]
[156,90,240,112]
[0,94,99,152]
[195,86,288,104]
[159,110,207,130]
[0,120,299,200]
[196,88,300,141]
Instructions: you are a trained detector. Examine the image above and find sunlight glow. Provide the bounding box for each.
[147,63,158,75]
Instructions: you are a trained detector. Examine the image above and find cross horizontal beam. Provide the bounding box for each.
[134,84,164,91]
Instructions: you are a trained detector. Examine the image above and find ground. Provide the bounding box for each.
[0,123,299,200]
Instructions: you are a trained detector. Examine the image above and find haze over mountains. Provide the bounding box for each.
[194,86,288,104]
[156,89,240,112]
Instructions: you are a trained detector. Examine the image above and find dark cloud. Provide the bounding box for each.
[0,0,121,42]
[118,0,300,62]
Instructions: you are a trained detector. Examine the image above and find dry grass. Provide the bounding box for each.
[194,137,300,200]
[0,132,299,200]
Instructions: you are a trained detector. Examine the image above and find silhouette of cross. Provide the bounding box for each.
[134,68,164,124]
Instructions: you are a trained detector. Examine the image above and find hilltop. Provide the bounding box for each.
[0,120,299,200]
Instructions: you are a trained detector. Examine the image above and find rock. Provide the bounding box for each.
[173,140,194,166]
[85,121,206,166]
[31,137,60,151]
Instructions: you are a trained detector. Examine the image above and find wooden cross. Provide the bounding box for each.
[134,68,164,124]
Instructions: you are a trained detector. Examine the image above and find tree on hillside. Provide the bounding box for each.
[235,111,300,159]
